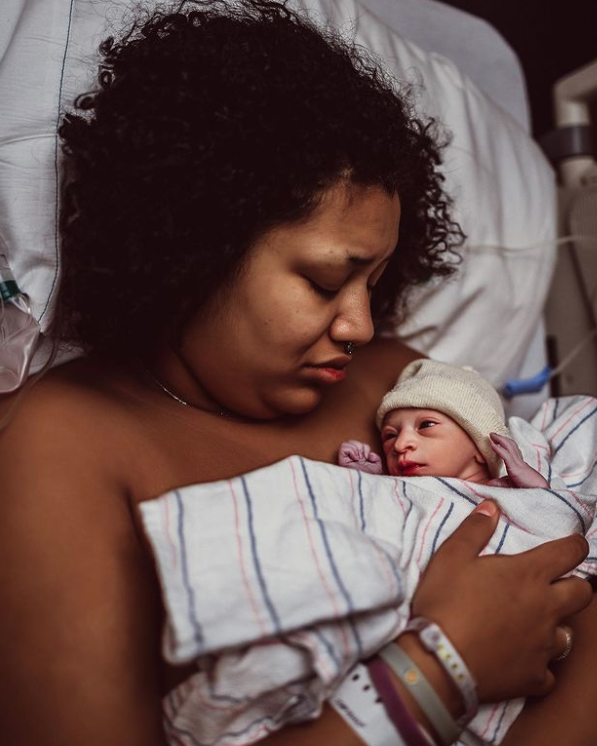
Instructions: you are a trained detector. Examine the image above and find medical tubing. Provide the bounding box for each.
[0,253,22,302]
[502,366,552,398]
[0,336,58,432]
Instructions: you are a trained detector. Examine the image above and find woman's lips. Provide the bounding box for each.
[302,356,351,384]
[302,365,347,384]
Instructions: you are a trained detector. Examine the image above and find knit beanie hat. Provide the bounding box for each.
[376,359,510,477]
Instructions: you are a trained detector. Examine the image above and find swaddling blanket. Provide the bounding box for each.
[140,395,597,746]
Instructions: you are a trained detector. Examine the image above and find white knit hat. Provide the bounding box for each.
[376,359,510,477]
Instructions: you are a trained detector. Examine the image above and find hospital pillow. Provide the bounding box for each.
[0,0,556,386]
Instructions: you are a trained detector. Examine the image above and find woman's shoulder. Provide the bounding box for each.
[0,356,249,500]
[3,356,125,420]
[0,357,143,486]
[353,337,424,392]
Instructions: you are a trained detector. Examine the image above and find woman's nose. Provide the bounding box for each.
[330,287,375,347]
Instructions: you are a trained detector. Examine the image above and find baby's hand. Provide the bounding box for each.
[487,432,549,488]
[338,440,383,475]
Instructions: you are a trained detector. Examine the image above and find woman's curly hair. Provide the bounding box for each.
[52,0,464,359]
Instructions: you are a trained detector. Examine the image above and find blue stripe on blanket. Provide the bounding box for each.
[241,477,282,634]
[545,488,588,532]
[175,490,204,651]
[553,405,597,455]
[357,471,366,531]
[553,398,560,422]
[435,477,477,505]
[490,701,509,744]
[431,502,454,555]
[495,523,511,554]
[568,457,597,488]
[402,481,414,525]
[299,458,362,655]
[310,625,342,672]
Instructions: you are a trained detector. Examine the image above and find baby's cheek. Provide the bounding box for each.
[384,449,398,476]
[382,439,394,457]
[387,463,400,477]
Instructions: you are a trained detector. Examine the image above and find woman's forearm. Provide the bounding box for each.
[260,631,466,746]
[502,594,597,746]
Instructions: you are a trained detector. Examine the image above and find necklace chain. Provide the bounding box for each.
[144,367,230,417]
[145,343,356,415]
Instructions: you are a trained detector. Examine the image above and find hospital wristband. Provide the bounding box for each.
[405,617,478,726]
[329,662,407,745]
[367,656,435,746]
[379,643,461,746]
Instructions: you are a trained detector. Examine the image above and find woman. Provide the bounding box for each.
[0,1,594,744]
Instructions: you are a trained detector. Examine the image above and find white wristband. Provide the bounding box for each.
[405,617,478,725]
[330,662,406,746]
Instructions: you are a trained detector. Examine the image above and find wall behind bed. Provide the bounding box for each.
[442,0,597,142]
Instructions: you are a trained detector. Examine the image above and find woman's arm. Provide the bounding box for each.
[0,391,168,746]
[263,503,592,745]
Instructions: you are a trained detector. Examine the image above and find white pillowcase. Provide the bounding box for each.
[0,0,556,386]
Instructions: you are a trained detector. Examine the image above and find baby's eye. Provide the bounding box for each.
[381,430,396,442]
[418,420,437,430]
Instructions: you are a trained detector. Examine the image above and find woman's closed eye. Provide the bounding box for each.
[307,278,341,299]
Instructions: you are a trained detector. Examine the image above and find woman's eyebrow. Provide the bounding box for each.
[346,253,393,267]
[347,254,374,266]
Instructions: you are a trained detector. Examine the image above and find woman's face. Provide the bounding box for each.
[179,181,401,418]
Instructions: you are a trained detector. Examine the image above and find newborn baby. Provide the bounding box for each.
[339,358,549,489]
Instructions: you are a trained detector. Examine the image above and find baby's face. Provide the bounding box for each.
[381,407,488,481]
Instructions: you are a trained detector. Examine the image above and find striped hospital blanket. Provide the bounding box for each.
[139,395,597,746]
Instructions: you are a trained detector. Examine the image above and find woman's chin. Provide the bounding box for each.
[265,386,324,417]
[223,386,323,420]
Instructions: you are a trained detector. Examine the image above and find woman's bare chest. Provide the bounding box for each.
[125,396,380,503]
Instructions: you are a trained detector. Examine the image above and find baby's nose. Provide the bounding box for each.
[393,430,416,452]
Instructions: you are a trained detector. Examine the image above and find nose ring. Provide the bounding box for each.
[345,341,356,355]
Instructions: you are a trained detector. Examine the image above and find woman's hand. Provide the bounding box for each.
[410,501,592,703]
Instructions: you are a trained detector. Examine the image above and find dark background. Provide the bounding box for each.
[443,0,597,140]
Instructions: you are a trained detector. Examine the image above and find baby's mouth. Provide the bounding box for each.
[396,461,423,476]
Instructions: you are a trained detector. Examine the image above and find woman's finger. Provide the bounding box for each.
[520,533,589,581]
[551,575,593,618]
[431,500,500,564]
[532,667,556,698]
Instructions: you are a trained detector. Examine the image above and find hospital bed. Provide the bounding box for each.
[0,0,591,419]
[541,59,597,399]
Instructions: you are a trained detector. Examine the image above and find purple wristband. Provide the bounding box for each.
[367,656,432,746]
